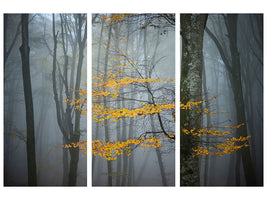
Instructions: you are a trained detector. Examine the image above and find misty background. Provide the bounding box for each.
[200,14,262,186]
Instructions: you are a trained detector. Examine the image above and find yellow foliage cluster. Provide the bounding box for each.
[183,128,233,137]
[92,65,175,123]
[62,140,87,156]
[101,14,130,25]
[182,123,245,137]
[193,136,251,157]
[167,132,175,138]
[92,136,162,160]
[223,123,245,129]
[90,55,175,160]
[180,100,204,110]
[63,135,174,161]
[64,88,87,115]
[180,97,250,157]
[93,102,175,123]
[93,74,174,101]
[204,108,216,115]
[180,96,216,110]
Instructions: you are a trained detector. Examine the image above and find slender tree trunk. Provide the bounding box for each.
[68,14,87,186]
[92,17,104,176]
[121,20,130,187]
[127,122,135,186]
[103,25,113,186]
[60,14,71,186]
[202,62,210,186]
[19,14,37,186]
[127,19,140,185]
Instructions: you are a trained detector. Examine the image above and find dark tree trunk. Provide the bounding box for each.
[62,137,69,185]
[19,14,37,186]
[68,139,80,186]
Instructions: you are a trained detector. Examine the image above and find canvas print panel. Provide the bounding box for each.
[92,13,175,186]
[4,14,87,186]
[180,14,263,186]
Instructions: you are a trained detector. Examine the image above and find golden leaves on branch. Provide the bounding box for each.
[193,136,251,157]
[62,140,87,157]
[64,88,87,115]
[63,135,166,161]
[180,97,250,157]
[92,136,162,160]
[92,59,174,102]
[182,123,245,137]
[91,56,176,160]
[100,14,131,25]
[180,96,216,110]
[92,64,175,123]
[93,74,174,100]
[63,135,175,161]
[180,100,204,110]
[93,102,175,124]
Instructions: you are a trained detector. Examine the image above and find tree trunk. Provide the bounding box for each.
[180,14,207,186]
[68,14,87,186]
[202,61,210,186]
[19,14,37,186]
[121,20,130,187]
[68,144,80,186]
[103,25,113,186]
[62,137,69,185]
[92,16,104,176]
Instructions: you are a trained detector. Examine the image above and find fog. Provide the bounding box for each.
[4,14,87,186]
[92,14,175,186]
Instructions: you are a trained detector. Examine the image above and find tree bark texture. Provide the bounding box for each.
[180,14,207,186]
